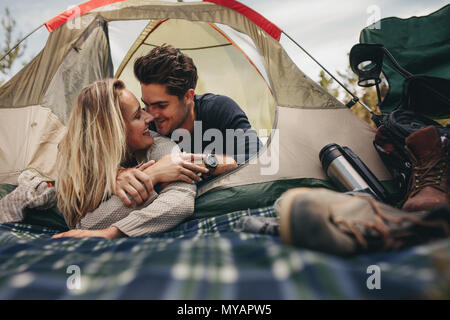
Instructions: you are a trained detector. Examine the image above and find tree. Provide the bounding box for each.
[0,8,26,86]
[318,70,339,98]
[319,53,388,127]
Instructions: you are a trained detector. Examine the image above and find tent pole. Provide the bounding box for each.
[0,23,44,64]
[281,31,375,115]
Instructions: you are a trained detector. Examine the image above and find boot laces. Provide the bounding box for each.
[406,148,448,198]
[332,195,450,251]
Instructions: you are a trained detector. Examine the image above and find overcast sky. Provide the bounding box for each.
[1,0,448,83]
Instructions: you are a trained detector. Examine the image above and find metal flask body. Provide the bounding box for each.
[319,143,372,193]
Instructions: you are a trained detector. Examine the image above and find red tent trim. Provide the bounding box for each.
[45,0,125,32]
[203,0,282,41]
[45,0,282,41]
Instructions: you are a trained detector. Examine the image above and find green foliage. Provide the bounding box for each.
[318,70,339,98]
[318,54,388,127]
[0,7,26,86]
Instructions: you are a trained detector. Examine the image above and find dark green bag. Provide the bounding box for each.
[402,75,450,118]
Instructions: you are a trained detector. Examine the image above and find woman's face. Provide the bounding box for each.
[120,89,154,152]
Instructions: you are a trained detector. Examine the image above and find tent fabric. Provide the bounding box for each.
[114,19,163,77]
[0,0,366,187]
[0,106,65,184]
[360,4,450,112]
[116,18,276,134]
[92,1,342,109]
[45,0,283,42]
[198,106,391,196]
[45,0,126,32]
[0,1,339,109]
[43,17,113,124]
[203,0,282,41]
[0,14,96,109]
[0,17,110,181]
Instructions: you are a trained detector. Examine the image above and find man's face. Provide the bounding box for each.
[140,83,190,136]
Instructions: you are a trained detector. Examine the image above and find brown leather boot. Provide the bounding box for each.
[402,126,449,212]
[277,188,450,256]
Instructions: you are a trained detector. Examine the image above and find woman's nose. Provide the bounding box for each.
[143,110,154,123]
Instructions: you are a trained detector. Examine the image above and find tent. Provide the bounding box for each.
[1,0,449,300]
[0,0,390,219]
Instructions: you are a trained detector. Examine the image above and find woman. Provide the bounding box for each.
[0,79,236,237]
[0,79,236,238]
[56,78,240,238]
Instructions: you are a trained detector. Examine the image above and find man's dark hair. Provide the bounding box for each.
[134,44,198,99]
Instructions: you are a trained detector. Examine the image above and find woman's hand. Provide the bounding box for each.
[114,160,156,207]
[113,153,236,207]
[153,153,237,185]
[51,226,124,239]
[144,153,209,185]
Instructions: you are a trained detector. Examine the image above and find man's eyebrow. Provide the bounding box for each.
[141,98,168,106]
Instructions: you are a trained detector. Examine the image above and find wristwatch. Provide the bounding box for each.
[204,153,219,177]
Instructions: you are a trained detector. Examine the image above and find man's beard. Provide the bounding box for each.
[167,101,191,136]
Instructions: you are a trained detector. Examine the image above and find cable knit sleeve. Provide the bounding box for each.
[77,132,197,237]
[111,181,195,237]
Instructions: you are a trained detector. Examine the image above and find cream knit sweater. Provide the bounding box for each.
[76,132,197,237]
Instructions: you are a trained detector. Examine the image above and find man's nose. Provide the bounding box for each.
[143,110,154,123]
[145,105,159,118]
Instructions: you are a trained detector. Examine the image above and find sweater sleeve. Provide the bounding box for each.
[111,181,195,237]
[77,132,197,236]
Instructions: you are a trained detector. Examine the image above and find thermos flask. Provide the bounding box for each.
[319,143,388,201]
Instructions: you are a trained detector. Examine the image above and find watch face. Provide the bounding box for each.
[205,154,218,168]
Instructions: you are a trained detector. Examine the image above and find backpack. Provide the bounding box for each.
[374,110,448,200]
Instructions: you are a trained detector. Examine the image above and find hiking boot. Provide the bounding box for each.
[402,126,449,212]
[277,188,450,256]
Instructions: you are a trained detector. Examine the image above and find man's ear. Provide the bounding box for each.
[184,89,195,104]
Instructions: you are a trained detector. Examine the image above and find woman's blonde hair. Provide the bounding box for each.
[56,79,127,228]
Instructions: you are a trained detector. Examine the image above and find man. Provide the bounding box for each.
[115,45,261,207]
[134,44,261,162]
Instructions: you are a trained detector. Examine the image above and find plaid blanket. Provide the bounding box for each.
[0,206,449,299]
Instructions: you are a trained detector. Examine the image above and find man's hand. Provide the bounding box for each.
[145,153,209,185]
[209,154,238,176]
[51,226,124,239]
[153,153,237,184]
[114,160,156,207]
[196,154,237,178]
[114,155,209,207]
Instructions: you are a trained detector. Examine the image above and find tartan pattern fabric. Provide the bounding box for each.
[0,206,449,299]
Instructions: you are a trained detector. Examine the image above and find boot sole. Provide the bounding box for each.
[277,188,312,245]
